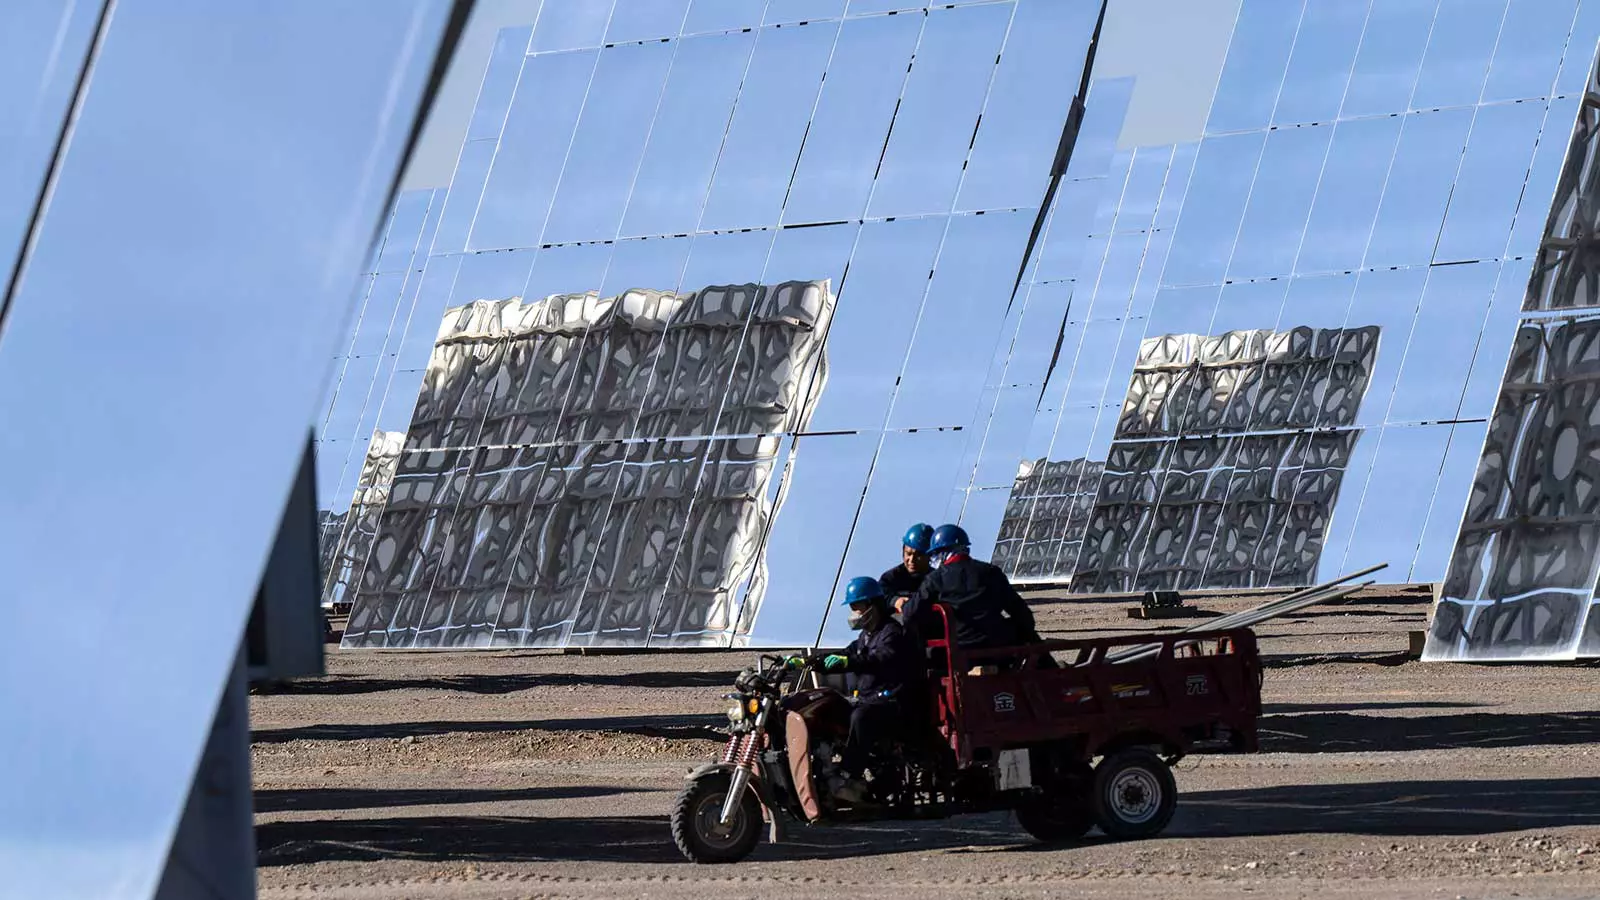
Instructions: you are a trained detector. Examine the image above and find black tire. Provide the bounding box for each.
[1014,792,1095,843]
[670,769,763,864]
[1090,749,1177,839]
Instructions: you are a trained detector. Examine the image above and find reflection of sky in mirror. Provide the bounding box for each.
[319,0,1111,650]
[319,0,1600,655]
[404,0,1240,192]
[0,3,102,298]
[1003,0,1600,595]
[0,4,449,895]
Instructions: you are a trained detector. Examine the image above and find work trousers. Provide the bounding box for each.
[841,695,902,776]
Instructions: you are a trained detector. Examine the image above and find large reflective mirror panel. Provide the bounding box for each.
[1427,43,1600,661]
[0,2,459,895]
[325,0,1107,649]
[318,0,1600,659]
[0,3,104,296]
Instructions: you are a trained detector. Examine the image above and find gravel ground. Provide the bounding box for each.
[252,590,1600,899]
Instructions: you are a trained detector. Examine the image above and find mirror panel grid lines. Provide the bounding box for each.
[998,0,1600,606]
[318,1,1600,653]
[0,3,461,896]
[327,1,1110,648]
[1426,43,1600,661]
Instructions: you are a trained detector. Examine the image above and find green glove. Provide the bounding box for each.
[783,655,806,669]
[823,654,848,671]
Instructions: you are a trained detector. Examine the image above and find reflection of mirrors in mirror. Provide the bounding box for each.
[336,275,838,649]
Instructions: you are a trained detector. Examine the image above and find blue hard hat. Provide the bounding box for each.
[902,522,934,553]
[928,523,970,556]
[842,575,886,606]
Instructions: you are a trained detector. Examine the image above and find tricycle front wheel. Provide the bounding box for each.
[670,768,763,863]
[1090,748,1176,839]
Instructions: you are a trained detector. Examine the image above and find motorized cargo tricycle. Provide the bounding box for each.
[669,606,1264,863]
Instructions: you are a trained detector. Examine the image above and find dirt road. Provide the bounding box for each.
[252,591,1600,899]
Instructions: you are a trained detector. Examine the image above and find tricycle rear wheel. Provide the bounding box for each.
[1090,748,1176,839]
[671,768,763,863]
[1014,792,1094,843]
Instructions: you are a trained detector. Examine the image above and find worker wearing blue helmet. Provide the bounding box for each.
[902,523,1044,654]
[880,522,934,611]
[787,575,923,803]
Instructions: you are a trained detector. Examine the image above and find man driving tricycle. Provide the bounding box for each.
[782,576,925,805]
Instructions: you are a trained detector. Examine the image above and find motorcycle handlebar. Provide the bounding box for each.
[750,650,838,695]
[736,655,800,695]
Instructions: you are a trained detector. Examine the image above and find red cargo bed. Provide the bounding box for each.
[923,608,1263,765]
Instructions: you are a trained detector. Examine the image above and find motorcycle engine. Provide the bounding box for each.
[813,741,839,779]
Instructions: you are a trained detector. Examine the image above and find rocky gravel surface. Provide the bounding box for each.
[253,591,1600,899]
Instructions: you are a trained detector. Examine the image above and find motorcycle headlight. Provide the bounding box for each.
[727,703,746,724]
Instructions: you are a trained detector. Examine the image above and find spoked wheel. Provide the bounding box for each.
[1014,791,1095,843]
[1090,748,1176,839]
[670,769,763,863]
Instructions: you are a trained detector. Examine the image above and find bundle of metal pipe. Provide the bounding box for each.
[1101,563,1389,665]
[1173,563,1387,636]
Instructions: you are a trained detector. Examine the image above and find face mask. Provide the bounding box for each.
[847,604,881,631]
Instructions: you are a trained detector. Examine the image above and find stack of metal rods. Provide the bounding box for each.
[1102,563,1390,665]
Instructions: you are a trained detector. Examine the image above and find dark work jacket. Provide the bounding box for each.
[878,564,926,601]
[841,618,924,696]
[903,556,1038,650]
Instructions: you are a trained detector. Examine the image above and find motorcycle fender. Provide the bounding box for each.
[786,710,822,823]
[686,762,789,844]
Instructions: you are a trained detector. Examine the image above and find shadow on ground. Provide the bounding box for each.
[1260,651,1413,668]
[254,785,646,814]
[252,669,742,696]
[1176,777,1600,837]
[255,809,1017,866]
[1259,710,1600,752]
[251,713,725,744]
[256,777,1600,867]
[254,706,1598,754]
[1262,701,1481,714]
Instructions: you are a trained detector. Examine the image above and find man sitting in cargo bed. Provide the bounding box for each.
[881,522,934,611]
[900,523,1050,668]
